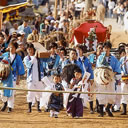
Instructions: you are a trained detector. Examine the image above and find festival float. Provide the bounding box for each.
[71,20,111,51]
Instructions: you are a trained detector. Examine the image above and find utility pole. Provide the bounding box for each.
[54,0,58,19]
[60,0,62,12]
[84,0,93,12]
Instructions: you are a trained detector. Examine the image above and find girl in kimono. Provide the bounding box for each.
[24,43,48,113]
[66,68,83,118]
[48,74,64,118]
[1,42,25,113]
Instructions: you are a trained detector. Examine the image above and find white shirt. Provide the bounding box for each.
[71,60,75,64]
[30,56,39,82]
[108,1,115,9]
[10,53,16,63]
[105,57,109,62]
[9,28,19,35]
[80,56,84,61]
[79,56,87,73]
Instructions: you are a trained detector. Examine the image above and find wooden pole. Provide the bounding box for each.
[60,0,62,12]
[54,0,58,19]
[84,0,93,13]
[0,12,3,31]
[67,0,69,11]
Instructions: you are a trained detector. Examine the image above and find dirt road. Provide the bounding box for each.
[0,78,128,128]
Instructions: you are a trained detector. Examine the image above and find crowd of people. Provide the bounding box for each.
[0,0,128,119]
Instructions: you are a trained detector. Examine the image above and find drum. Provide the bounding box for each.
[0,60,10,80]
[94,66,114,85]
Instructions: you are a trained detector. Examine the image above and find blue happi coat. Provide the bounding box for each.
[45,54,60,76]
[0,52,24,97]
[120,56,128,75]
[62,59,79,69]
[77,56,94,79]
[18,25,32,39]
[88,53,97,65]
[96,52,121,74]
[2,52,25,81]
[24,56,49,82]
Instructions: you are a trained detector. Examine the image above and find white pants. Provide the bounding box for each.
[97,81,116,105]
[121,82,128,104]
[27,81,44,103]
[1,81,16,108]
[114,84,121,109]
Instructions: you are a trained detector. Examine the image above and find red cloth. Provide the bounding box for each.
[72,21,107,44]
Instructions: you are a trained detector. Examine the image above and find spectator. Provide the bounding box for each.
[18,21,32,40]
[9,23,19,36]
[108,0,115,18]
[27,28,39,43]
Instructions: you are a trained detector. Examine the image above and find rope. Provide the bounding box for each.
[0,86,127,95]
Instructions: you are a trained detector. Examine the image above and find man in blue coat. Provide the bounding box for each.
[96,41,121,117]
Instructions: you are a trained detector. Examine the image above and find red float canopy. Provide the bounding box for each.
[72,20,107,44]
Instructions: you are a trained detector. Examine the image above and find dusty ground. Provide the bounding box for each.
[104,18,128,48]
[0,18,128,128]
[0,83,128,128]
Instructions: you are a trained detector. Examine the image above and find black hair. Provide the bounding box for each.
[76,44,84,51]
[119,48,126,55]
[53,74,61,78]
[118,45,125,52]
[9,42,18,49]
[17,33,22,37]
[125,44,128,47]
[74,68,82,74]
[59,40,67,47]
[26,43,36,52]
[27,43,34,48]
[70,48,77,53]
[49,42,58,49]
[119,42,126,47]
[0,33,4,38]
[60,47,67,56]
[103,41,112,49]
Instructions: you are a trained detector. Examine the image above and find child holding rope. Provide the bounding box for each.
[48,74,64,118]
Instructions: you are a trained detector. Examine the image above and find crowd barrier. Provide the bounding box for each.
[0,86,127,95]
